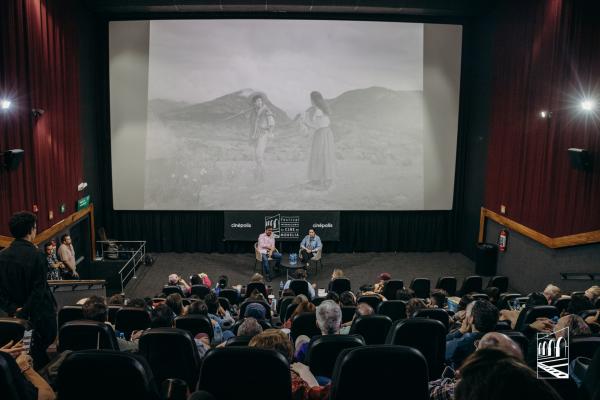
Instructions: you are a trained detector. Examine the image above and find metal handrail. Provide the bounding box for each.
[96,240,146,294]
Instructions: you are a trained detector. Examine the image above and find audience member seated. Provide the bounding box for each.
[406,298,426,318]
[446,300,498,369]
[237,317,263,338]
[396,288,415,301]
[565,293,594,316]
[168,274,191,296]
[295,300,342,362]
[584,285,600,304]
[284,269,316,299]
[429,289,448,309]
[327,269,345,292]
[190,273,212,287]
[373,272,391,294]
[249,329,330,399]
[483,287,500,305]
[81,296,137,352]
[165,293,184,316]
[450,294,474,329]
[214,275,229,295]
[204,292,234,344]
[339,291,356,307]
[429,331,523,400]
[325,291,340,305]
[543,284,561,305]
[250,272,265,283]
[107,294,125,306]
[150,304,175,329]
[0,341,56,400]
[283,295,316,329]
[454,348,562,400]
[340,303,373,334]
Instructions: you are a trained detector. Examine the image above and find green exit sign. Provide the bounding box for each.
[60,203,66,213]
[77,195,90,211]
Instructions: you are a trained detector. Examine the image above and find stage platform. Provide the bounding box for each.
[124,252,476,299]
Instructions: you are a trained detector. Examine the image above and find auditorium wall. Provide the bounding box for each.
[486,220,600,294]
[482,0,600,290]
[0,0,84,236]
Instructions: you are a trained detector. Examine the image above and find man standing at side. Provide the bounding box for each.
[0,211,57,369]
[299,228,322,267]
[257,226,281,282]
[57,233,79,279]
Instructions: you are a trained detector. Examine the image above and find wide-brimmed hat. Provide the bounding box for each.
[249,91,268,105]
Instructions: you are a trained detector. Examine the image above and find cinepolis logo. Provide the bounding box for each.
[230,223,252,228]
[313,223,333,228]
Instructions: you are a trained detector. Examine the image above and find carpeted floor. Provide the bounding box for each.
[124,252,475,298]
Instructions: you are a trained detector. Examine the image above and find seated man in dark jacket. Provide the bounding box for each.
[445,300,499,369]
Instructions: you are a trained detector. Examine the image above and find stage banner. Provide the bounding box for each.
[224,211,340,241]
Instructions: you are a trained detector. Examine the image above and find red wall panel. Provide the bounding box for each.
[485,0,600,237]
[0,0,83,235]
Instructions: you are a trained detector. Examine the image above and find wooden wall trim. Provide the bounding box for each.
[0,204,96,257]
[478,207,600,248]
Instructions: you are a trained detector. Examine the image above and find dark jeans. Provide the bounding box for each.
[30,315,57,370]
[300,249,315,263]
[261,252,281,276]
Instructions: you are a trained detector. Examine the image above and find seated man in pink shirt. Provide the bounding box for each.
[257,226,281,282]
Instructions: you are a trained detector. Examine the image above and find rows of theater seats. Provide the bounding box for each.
[1,274,600,400]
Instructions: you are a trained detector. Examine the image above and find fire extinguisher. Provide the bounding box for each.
[498,229,508,252]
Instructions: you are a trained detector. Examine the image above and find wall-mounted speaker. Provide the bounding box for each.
[568,148,592,171]
[2,149,24,171]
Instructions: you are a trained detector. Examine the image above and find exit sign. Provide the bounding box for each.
[77,195,90,210]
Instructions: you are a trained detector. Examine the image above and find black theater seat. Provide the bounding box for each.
[341,306,356,323]
[377,300,407,322]
[139,328,202,391]
[514,305,559,332]
[386,318,446,379]
[290,313,321,341]
[356,295,382,311]
[330,345,428,400]
[436,276,457,297]
[329,278,351,295]
[58,305,84,328]
[225,335,253,347]
[289,280,311,298]
[570,336,600,362]
[487,275,509,293]
[0,352,20,400]
[174,315,214,341]
[412,308,450,332]
[459,275,483,295]
[191,284,210,299]
[0,318,30,346]
[219,289,240,305]
[306,334,365,378]
[245,282,268,299]
[115,307,151,340]
[57,350,161,400]
[198,347,291,400]
[163,285,185,297]
[349,315,392,345]
[382,279,404,300]
[58,320,119,352]
[410,278,431,299]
